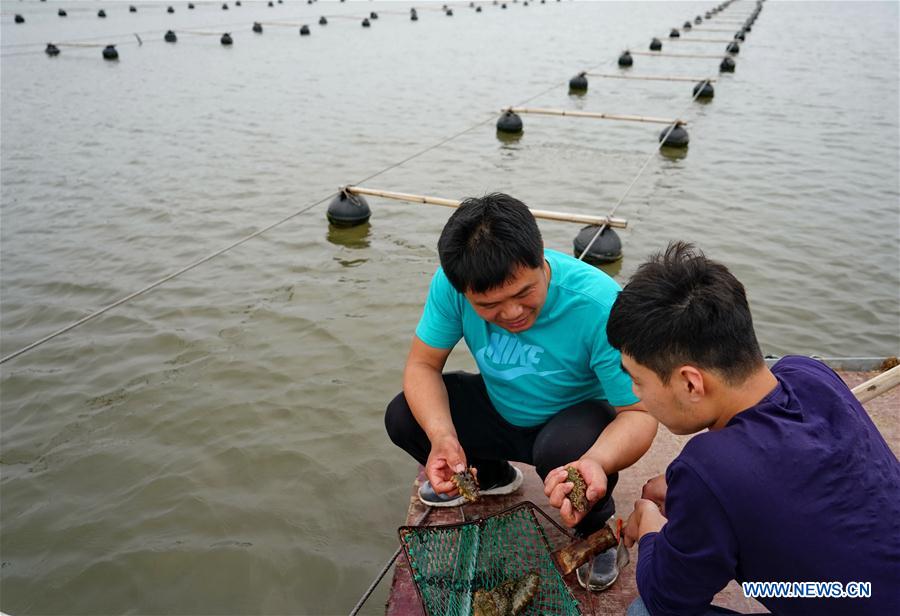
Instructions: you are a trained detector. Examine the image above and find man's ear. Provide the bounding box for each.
[677,365,706,401]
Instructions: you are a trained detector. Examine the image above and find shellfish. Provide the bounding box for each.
[451,467,480,502]
[566,466,588,512]
[472,571,540,616]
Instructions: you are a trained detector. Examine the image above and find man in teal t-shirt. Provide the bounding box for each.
[385,193,658,591]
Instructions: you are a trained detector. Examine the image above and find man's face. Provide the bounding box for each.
[621,354,703,435]
[464,262,550,334]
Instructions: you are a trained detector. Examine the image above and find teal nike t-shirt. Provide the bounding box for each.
[415,249,638,427]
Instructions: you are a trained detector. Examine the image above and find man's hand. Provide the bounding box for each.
[623,499,667,547]
[641,473,667,515]
[425,435,468,495]
[543,458,608,528]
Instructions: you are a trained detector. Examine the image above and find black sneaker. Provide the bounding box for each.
[418,465,524,507]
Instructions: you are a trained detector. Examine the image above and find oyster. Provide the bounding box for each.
[451,467,480,503]
[566,466,588,512]
[472,571,540,616]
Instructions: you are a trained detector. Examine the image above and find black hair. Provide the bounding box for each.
[607,241,764,384]
[437,193,543,293]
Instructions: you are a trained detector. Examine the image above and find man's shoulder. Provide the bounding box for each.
[545,249,621,310]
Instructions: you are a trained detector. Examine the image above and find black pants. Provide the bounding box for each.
[385,371,618,535]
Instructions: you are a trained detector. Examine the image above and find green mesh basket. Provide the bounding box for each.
[398,501,582,615]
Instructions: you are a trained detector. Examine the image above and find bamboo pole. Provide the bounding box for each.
[631,51,728,59]
[852,365,900,404]
[345,187,629,228]
[668,38,739,43]
[507,107,684,126]
[587,73,717,83]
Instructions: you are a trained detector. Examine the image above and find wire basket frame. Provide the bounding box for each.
[398,501,583,615]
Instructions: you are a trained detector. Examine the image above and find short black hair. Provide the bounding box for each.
[438,193,543,293]
[607,241,764,384]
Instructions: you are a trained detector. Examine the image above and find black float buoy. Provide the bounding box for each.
[167,6,174,14]
[743,22,752,32]
[58,9,67,16]
[268,1,273,6]
[734,30,745,41]
[683,21,692,30]
[361,17,370,27]
[501,3,507,8]
[45,43,60,56]
[278,0,283,4]
[102,45,119,60]
[222,3,229,10]
[649,37,662,51]
[569,71,588,92]
[476,5,482,11]
[370,11,378,19]
[253,22,262,33]
[308,0,313,4]
[669,28,680,38]
[221,32,233,45]
[188,3,195,9]
[411,12,418,20]
[573,226,622,264]
[705,11,712,18]
[446,8,453,15]
[236,0,242,5]
[496,110,523,134]
[129,5,137,12]
[694,16,702,24]
[618,50,633,67]
[659,122,689,148]
[720,56,736,72]
[164,30,177,42]
[300,24,310,35]
[469,1,475,6]
[15,14,25,23]
[319,16,327,25]
[692,79,714,99]
[726,41,740,54]
[327,190,371,227]
[98,10,106,18]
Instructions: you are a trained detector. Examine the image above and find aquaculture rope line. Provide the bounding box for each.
[577,6,754,261]
[0,8,738,362]
[348,506,432,616]
[0,54,608,365]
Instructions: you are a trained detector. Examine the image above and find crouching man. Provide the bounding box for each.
[608,242,900,615]
[385,193,657,590]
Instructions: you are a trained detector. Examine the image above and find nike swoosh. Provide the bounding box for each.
[475,348,565,381]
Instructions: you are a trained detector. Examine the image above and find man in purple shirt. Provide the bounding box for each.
[547,241,900,615]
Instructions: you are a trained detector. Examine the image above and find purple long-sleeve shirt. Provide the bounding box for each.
[636,356,900,615]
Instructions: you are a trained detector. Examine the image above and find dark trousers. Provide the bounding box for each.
[385,371,618,535]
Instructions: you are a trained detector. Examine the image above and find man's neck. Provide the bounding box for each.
[710,366,779,430]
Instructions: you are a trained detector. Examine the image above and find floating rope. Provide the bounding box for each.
[348,506,432,616]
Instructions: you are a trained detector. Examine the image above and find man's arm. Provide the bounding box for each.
[584,403,658,475]
[403,336,465,495]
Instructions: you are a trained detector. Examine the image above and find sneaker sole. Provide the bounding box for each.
[576,567,620,592]
[417,466,525,507]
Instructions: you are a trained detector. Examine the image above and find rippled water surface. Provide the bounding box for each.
[2,0,898,614]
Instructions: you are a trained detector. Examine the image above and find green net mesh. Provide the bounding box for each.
[398,501,581,615]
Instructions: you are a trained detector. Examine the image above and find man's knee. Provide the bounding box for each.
[384,391,415,446]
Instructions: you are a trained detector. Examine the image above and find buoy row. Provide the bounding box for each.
[492,0,765,262]
[33,1,532,58]
[10,0,311,21]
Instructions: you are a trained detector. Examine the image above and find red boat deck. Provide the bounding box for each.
[386,370,899,615]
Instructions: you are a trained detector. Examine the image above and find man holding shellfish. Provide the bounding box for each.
[385,193,658,591]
